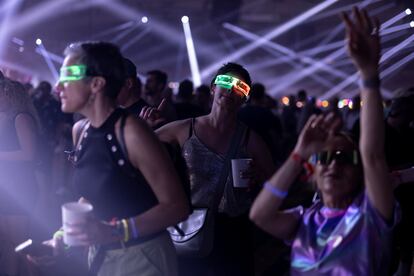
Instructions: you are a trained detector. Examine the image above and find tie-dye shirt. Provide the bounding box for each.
[290,192,398,276]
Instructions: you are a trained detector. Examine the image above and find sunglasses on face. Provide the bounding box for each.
[310,150,360,166]
[214,74,250,97]
[59,65,88,83]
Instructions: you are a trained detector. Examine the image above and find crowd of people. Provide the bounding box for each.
[0,7,413,276]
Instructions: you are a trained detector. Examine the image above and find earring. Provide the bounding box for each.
[87,93,96,105]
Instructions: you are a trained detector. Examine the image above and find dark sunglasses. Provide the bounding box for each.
[310,150,360,166]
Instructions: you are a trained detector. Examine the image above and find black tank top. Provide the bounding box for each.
[72,108,158,221]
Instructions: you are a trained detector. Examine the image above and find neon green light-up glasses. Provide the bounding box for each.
[214,74,250,97]
[59,65,88,83]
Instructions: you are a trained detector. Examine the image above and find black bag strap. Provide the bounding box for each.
[213,122,247,209]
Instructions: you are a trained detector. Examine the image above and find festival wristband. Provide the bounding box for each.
[359,75,380,89]
[264,181,288,199]
[129,218,139,239]
[291,152,306,164]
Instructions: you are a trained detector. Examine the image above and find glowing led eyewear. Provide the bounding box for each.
[59,65,88,83]
[214,74,250,97]
[310,150,360,166]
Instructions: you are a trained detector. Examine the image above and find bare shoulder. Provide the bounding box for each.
[15,113,36,126]
[155,118,193,146]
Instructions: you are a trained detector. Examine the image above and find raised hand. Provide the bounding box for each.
[139,98,167,128]
[342,7,381,76]
[294,113,342,158]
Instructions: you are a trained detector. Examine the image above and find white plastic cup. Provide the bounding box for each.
[61,202,93,246]
[231,158,252,188]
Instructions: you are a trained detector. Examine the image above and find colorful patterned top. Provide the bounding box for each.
[290,192,398,276]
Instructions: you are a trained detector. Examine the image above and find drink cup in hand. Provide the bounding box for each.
[61,202,93,246]
[231,158,252,188]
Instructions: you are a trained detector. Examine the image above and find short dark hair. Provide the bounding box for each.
[210,62,251,88]
[147,70,168,88]
[178,79,194,99]
[64,41,125,99]
[123,58,137,79]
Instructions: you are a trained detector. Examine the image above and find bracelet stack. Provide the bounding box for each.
[114,218,139,243]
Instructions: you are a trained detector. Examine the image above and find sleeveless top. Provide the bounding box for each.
[72,108,158,221]
[290,192,398,276]
[182,118,252,217]
[0,112,38,215]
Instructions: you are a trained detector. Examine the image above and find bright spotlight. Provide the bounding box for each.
[35,38,42,45]
[410,21,414,28]
[406,8,412,15]
[181,16,189,24]
[141,16,148,23]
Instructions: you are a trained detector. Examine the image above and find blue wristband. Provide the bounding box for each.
[129,218,139,239]
[264,181,288,199]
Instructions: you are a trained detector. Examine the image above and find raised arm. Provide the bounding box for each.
[125,117,190,235]
[342,8,393,220]
[250,114,340,239]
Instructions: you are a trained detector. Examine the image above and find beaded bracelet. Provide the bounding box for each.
[264,181,288,199]
[129,218,139,240]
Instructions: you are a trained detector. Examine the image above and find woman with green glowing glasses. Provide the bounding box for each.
[150,63,275,275]
[250,8,398,275]
[30,42,189,276]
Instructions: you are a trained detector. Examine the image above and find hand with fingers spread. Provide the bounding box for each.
[341,7,381,76]
[294,113,342,159]
[139,98,167,128]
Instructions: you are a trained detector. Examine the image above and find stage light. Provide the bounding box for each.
[200,0,338,79]
[141,16,148,24]
[181,15,201,86]
[406,9,412,15]
[37,42,59,81]
[18,47,24,52]
[181,16,189,24]
[323,33,414,100]
[410,21,414,28]
[272,10,411,97]
[35,38,42,45]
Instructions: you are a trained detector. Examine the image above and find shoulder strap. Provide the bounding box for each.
[214,123,247,207]
[188,118,195,139]
[74,119,89,150]
[119,112,129,160]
